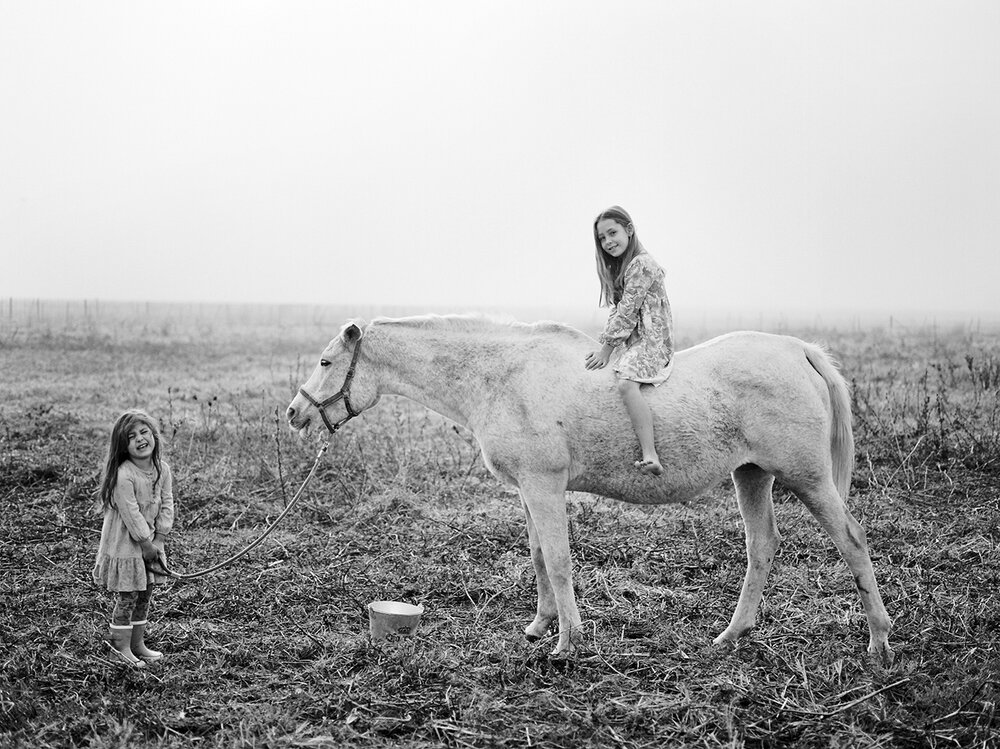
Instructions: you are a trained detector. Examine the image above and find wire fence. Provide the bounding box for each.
[2,297,997,346]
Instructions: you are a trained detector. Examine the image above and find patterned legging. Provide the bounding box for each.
[111,586,155,626]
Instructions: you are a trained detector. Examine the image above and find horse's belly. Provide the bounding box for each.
[567,471,712,505]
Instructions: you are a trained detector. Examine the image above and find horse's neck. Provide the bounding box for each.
[369,323,498,427]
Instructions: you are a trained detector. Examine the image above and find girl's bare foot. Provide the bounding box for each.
[634,458,664,476]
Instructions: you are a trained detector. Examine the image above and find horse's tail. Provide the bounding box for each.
[803,343,855,501]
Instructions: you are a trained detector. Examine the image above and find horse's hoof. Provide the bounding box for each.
[709,640,733,653]
[868,644,895,667]
[524,619,554,642]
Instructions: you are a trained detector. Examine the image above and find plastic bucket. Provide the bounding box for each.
[368,600,424,640]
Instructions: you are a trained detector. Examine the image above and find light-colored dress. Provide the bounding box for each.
[92,460,175,591]
[598,251,674,384]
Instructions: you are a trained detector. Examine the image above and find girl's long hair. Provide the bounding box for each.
[95,410,163,512]
[594,205,645,307]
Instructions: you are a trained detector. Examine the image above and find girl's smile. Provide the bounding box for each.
[596,218,631,258]
[127,425,155,463]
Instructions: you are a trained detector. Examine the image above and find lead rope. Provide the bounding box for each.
[148,439,330,580]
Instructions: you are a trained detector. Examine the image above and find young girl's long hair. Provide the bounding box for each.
[594,205,646,307]
[95,410,163,512]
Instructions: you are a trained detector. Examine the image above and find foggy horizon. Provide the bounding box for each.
[5,295,997,334]
[3,2,998,320]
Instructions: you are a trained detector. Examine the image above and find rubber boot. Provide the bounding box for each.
[107,624,145,668]
[130,620,163,662]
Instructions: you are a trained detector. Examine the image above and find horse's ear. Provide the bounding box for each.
[341,322,363,346]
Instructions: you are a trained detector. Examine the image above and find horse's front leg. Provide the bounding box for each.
[519,474,582,656]
[521,497,557,642]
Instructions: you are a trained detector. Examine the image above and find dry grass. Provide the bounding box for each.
[1,303,998,748]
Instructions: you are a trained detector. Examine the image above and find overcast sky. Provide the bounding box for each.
[2,1,998,320]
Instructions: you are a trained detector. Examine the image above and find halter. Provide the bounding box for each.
[297,337,364,434]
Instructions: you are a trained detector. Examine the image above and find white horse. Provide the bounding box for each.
[285,315,893,662]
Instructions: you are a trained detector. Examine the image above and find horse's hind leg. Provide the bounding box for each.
[521,496,557,642]
[714,465,781,647]
[793,478,893,663]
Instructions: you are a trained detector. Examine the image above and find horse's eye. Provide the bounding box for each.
[320,359,331,367]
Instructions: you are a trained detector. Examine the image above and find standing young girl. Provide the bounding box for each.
[92,409,175,667]
[584,205,674,475]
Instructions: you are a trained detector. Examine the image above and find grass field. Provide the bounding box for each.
[1,300,998,748]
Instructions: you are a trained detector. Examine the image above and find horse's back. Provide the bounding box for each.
[496,329,838,504]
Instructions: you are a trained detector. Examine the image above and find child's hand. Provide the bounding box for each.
[139,538,160,563]
[151,534,169,572]
[584,344,614,370]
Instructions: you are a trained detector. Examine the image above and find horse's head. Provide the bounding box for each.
[286,320,379,435]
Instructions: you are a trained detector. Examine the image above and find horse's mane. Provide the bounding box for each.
[370,313,587,341]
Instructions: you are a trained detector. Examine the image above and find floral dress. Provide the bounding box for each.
[598,251,674,384]
[92,460,175,592]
